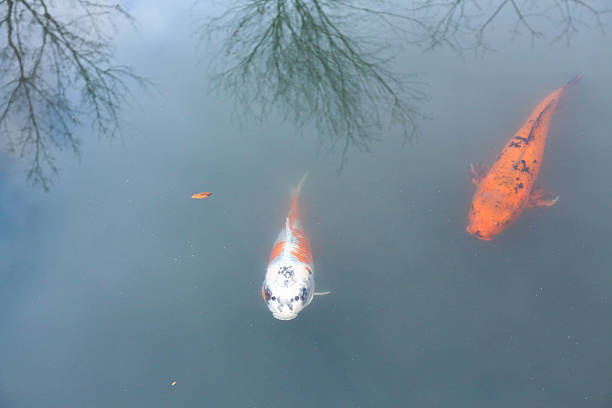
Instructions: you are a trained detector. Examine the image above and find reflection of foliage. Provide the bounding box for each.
[409,0,611,51]
[201,0,608,159]
[0,0,144,190]
[202,0,427,157]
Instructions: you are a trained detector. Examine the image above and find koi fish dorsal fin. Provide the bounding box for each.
[285,216,292,235]
[470,162,489,186]
[527,187,559,208]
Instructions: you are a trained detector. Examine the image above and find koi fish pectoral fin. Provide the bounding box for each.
[470,162,489,186]
[527,187,559,208]
[314,291,331,296]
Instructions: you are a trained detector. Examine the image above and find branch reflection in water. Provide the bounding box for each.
[199,0,609,163]
[409,0,611,52]
[199,0,428,164]
[0,0,147,190]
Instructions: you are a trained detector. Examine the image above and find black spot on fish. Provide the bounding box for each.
[514,136,529,144]
[509,141,522,148]
[300,287,310,303]
[278,266,294,278]
[512,159,530,174]
[514,183,524,193]
[524,101,553,144]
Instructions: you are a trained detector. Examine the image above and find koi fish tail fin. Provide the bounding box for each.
[288,172,309,222]
[565,74,582,88]
[557,74,581,111]
[291,172,309,198]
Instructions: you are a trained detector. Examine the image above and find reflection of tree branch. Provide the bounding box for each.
[411,0,610,52]
[0,0,146,190]
[202,0,427,161]
[201,0,607,166]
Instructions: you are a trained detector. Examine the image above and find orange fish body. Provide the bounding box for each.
[262,174,315,320]
[467,75,581,240]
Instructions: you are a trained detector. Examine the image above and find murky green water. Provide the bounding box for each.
[1,1,611,407]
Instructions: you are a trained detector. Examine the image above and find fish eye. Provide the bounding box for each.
[271,296,276,300]
[294,296,299,301]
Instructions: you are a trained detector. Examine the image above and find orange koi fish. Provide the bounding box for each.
[261,173,328,320]
[191,192,212,199]
[467,75,581,240]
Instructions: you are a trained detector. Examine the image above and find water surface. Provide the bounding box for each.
[1,1,611,407]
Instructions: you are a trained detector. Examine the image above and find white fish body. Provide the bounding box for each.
[261,174,316,320]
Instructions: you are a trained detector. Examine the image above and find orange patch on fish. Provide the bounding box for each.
[288,195,300,221]
[269,241,285,262]
[288,223,312,265]
[290,246,311,264]
[191,192,212,199]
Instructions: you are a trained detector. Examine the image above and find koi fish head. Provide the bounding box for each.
[261,264,314,320]
[467,201,513,241]
[466,221,497,241]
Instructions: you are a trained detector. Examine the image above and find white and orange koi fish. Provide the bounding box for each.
[261,173,328,320]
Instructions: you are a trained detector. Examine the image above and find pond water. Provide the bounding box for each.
[1,1,611,407]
